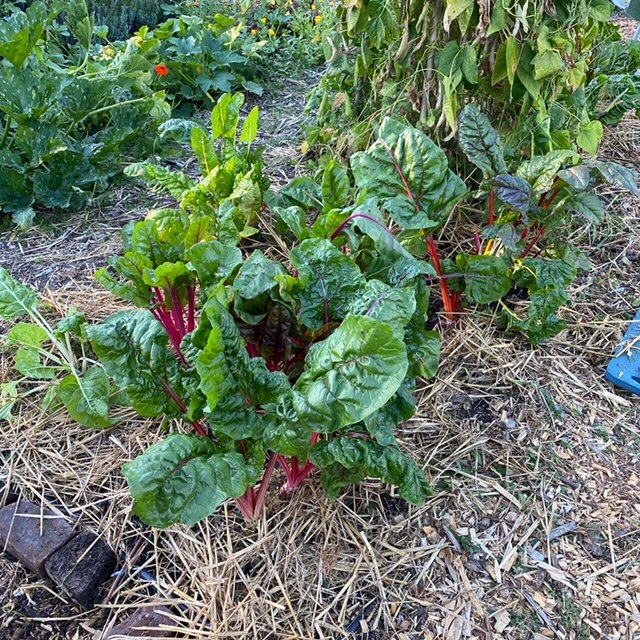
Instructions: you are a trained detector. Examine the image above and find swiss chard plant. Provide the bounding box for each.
[296,114,639,345]
[439,104,640,343]
[90,190,441,524]
[85,98,436,525]
[0,268,114,427]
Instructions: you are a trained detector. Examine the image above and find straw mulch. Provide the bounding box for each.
[1,107,639,639]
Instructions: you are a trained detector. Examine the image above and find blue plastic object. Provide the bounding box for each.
[606,310,640,396]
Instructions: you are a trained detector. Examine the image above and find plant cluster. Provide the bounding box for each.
[139,13,264,110]
[4,88,637,527]
[307,0,640,156]
[0,0,171,226]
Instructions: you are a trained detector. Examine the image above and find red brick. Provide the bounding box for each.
[0,500,76,576]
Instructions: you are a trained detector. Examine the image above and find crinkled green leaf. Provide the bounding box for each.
[493,174,536,214]
[291,239,366,331]
[363,378,416,446]
[273,205,309,241]
[347,280,416,337]
[186,241,242,287]
[515,151,579,193]
[457,254,512,304]
[294,315,408,432]
[458,104,507,177]
[87,311,181,417]
[351,117,466,231]
[404,321,440,379]
[310,437,430,503]
[123,434,257,528]
[233,251,287,300]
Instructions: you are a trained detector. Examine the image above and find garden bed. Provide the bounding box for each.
[0,59,639,636]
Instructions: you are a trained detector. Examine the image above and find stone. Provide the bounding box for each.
[95,605,175,639]
[0,500,76,576]
[44,531,117,609]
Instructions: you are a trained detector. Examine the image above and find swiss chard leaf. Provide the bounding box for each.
[293,315,408,432]
[290,238,366,331]
[456,254,512,304]
[57,367,115,429]
[351,118,466,231]
[87,311,183,417]
[310,436,431,504]
[458,104,507,177]
[123,434,257,528]
[492,174,537,214]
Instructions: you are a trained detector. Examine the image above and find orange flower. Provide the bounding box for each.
[155,64,169,77]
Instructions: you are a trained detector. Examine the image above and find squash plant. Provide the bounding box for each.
[0,0,171,226]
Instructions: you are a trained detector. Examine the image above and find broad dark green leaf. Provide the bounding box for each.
[294,315,408,432]
[123,434,257,528]
[87,311,181,417]
[458,104,507,177]
[457,254,512,304]
[57,367,115,429]
[310,437,431,504]
[351,118,466,231]
[347,280,416,336]
[233,251,286,300]
[291,239,366,331]
[492,174,536,214]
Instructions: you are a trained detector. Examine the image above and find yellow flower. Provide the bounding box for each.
[314,34,321,42]
[314,14,323,24]
[251,28,258,35]
[260,16,268,23]
[311,3,316,9]
[101,46,116,60]
[132,35,144,47]
[268,28,276,36]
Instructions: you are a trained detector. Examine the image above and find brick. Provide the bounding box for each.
[0,500,76,576]
[95,605,175,639]
[44,531,117,609]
